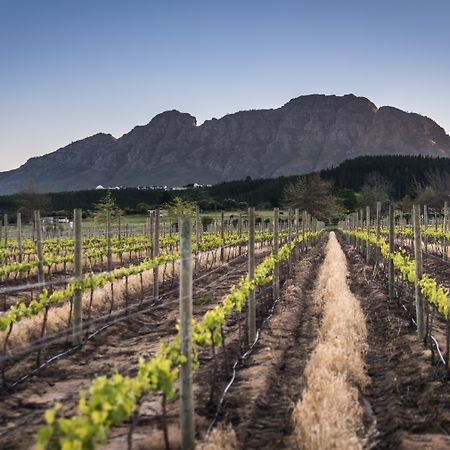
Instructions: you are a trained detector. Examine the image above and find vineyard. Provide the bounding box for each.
[1,204,450,450]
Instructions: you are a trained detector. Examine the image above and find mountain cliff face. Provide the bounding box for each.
[1,94,449,194]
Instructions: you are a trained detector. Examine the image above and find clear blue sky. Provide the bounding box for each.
[1,0,449,171]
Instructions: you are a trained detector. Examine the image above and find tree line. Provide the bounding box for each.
[0,154,449,222]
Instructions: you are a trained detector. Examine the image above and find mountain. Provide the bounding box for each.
[1,94,450,194]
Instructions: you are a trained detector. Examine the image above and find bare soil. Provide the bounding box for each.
[204,236,326,449]
[0,249,269,450]
[4,232,450,450]
[84,237,327,450]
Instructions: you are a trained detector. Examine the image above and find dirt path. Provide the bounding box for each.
[339,233,450,449]
[292,232,368,450]
[211,234,326,449]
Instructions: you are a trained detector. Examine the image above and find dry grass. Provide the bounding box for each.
[196,425,238,450]
[5,267,158,350]
[8,252,145,279]
[132,423,181,450]
[3,247,239,351]
[2,244,258,351]
[294,232,368,450]
[128,423,237,450]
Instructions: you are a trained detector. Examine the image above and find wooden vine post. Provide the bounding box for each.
[366,205,370,263]
[273,208,280,300]
[118,214,123,244]
[195,206,201,273]
[238,211,243,256]
[424,205,428,253]
[34,210,45,288]
[148,211,154,259]
[348,213,353,244]
[34,211,46,366]
[360,208,364,252]
[294,208,299,259]
[376,201,381,265]
[106,209,112,272]
[17,212,23,264]
[153,209,160,299]
[179,216,195,450]
[220,210,225,263]
[302,210,307,253]
[196,206,201,244]
[247,207,256,344]
[388,203,395,301]
[288,208,293,274]
[443,201,448,261]
[72,209,83,346]
[413,205,425,341]
[3,213,8,247]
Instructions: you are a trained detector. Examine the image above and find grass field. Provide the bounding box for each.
[81,210,283,227]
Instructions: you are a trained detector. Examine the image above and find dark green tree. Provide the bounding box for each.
[336,189,358,212]
[283,174,342,221]
[165,196,197,219]
[93,191,123,223]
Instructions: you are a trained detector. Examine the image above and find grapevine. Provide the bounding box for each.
[35,231,320,450]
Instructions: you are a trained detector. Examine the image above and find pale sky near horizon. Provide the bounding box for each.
[1,0,449,171]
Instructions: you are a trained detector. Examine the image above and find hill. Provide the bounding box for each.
[0,155,448,216]
[0,94,449,194]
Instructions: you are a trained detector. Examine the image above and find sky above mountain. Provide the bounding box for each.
[1,0,449,171]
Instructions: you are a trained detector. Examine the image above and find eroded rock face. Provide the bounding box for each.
[1,94,449,193]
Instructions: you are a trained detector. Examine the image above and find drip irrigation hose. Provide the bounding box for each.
[207,275,288,434]
[400,302,446,366]
[3,249,269,391]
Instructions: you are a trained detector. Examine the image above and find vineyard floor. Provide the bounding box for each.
[0,249,269,450]
[102,235,328,450]
[206,233,450,450]
[3,233,450,449]
[339,234,450,449]
[221,234,325,449]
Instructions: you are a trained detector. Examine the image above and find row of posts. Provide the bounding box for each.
[348,202,450,343]
[179,206,315,449]
[4,206,312,450]
[72,206,310,448]
[0,209,315,245]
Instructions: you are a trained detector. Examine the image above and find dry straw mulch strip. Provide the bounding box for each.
[294,232,368,450]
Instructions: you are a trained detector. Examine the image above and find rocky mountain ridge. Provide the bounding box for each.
[1,94,449,194]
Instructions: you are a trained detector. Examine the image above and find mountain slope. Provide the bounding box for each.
[1,94,449,194]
